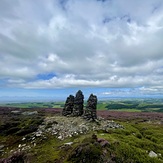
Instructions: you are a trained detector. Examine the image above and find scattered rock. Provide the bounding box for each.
[0,145,4,150]
[0,146,4,153]
[36,132,42,137]
[149,151,157,158]
[22,111,38,116]
[11,111,21,114]
[97,138,110,147]
[32,116,123,140]
[22,137,26,141]
[58,135,63,140]
[158,153,161,157]
[64,142,73,145]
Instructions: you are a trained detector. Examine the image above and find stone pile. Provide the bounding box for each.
[31,116,124,140]
[62,95,74,116]
[83,94,97,120]
[62,90,97,120]
[73,90,84,116]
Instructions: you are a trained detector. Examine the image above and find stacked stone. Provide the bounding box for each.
[84,94,97,120]
[62,90,98,119]
[73,90,84,116]
[62,95,74,116]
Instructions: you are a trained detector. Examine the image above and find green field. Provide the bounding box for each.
[97,99,163,112]
[0,102,64,109]
[1,98,163,112]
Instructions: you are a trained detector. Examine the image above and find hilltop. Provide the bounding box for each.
[0,105,163,162]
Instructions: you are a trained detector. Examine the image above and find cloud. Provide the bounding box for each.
[0,0,163,96]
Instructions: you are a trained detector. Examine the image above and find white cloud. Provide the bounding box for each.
[0,0,163,96]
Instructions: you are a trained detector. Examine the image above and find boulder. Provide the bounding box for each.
[22,111,38,116]
[149,151,157,158]
[0,145,4,150]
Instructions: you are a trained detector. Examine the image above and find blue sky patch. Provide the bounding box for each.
[37,73,57,80]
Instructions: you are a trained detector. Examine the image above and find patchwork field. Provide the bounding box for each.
[1,98,163,112]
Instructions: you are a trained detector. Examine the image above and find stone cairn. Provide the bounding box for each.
[62,90,97,120]
[73,90,84,116]
[83,94,97,120]
[62,95,74,116]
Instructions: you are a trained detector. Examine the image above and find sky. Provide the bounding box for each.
[0,0,163,102]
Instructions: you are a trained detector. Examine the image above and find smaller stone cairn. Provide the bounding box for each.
[84,94,97,120]
[62,95,74,116]
[73,90,84,116]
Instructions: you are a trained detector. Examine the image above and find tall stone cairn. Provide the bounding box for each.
[62,95,74,116]
[73,90,84,116]
[84,94,97,120]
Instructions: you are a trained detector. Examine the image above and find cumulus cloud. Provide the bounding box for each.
[0,0,163,96]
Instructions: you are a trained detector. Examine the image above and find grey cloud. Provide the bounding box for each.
[0,0,163,94]
[0,0,20,20]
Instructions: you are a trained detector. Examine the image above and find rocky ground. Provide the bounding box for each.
[33,116,124,140]
[0,107,163,163]
[0,107,124,161]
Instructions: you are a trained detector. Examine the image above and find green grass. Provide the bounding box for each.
[97,102,108,110]
[31,137,61,162]
[1,118,163,162]
[27,120,163,162]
